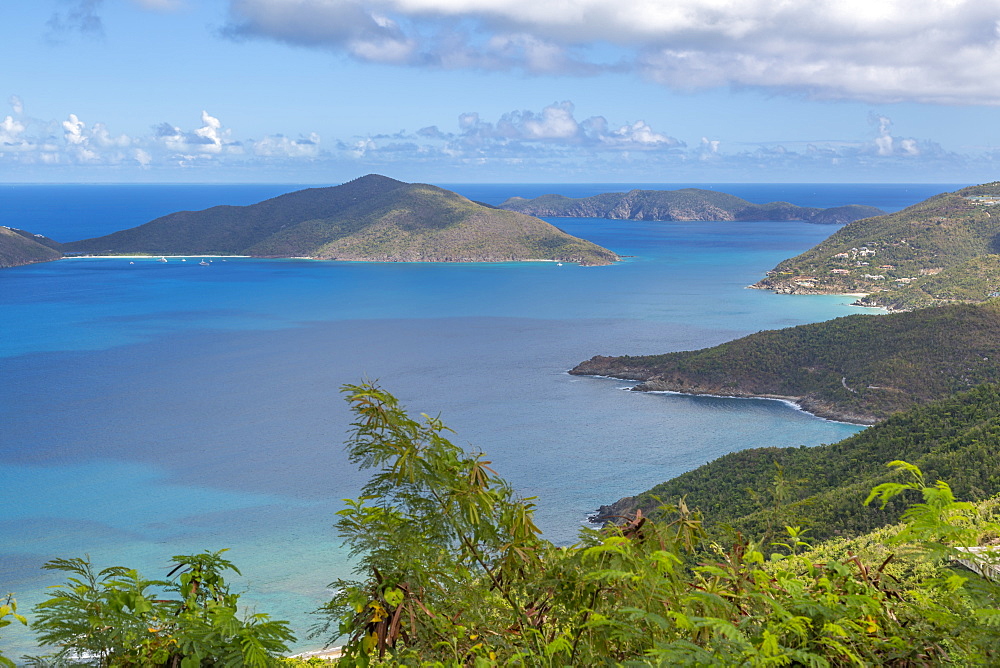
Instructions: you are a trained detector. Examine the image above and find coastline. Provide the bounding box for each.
[290,646,343,661]
[60,255,611,265]
[62,254,252,259]
[634,386,874,426]
[575,372,876,426]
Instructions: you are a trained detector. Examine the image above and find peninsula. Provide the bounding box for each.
[61,175,619,265]
[499,188,882,223]
[0,226,63,268]
[571,300,1000,424]
[753,182,1000,310]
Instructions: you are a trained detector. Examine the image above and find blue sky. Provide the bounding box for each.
[4,0,1000,183]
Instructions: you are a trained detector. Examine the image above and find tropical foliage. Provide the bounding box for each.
[318,383,1000,666]
[27,550,294,666]
[11,382,1000,666]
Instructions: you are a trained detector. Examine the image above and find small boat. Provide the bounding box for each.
[557,263,563,266]
[158,256,167,262]
[199,260,210,266]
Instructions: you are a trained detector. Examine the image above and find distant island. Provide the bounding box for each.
[571,300,1000,424]
[0,226,63,268]
[753,182,1000,310]
[499,188,883,223]
[55,175,618,266]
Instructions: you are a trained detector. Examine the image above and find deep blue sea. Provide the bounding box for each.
[0,182,962,655]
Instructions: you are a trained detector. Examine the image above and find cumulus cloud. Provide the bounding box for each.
[869,113,938,158]
[0,102,324,170]
[0,116,28,147]
[130,0,183,9]
[8,96,23,115]
[0,97,978,180]
[442,102,682,153]
[220,0,1000,104]
[253,132,322,157]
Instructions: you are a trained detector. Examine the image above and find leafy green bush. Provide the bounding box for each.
[0,594,28,668]
[29,549,294,666]
[319,383,1000,666]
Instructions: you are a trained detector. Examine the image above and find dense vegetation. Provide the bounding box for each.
[599,383,1000,543]
[0,226,62,268]
[753,182,1000,309]
[500,188,882,223]
[61,176,618,265]
[317,384,1000,666]
[6,383,1000,666]
[571,300,1000,423]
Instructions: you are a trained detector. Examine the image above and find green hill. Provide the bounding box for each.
[0,226,63,268]
[500,187,882,223]
[753,182,1000,309]
[62,175,619,265]
[571,300,1000,424]
[592,383,1000,543]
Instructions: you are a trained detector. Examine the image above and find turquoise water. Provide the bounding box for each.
[0,184,950,655]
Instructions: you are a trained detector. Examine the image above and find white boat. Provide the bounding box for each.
[199,260,210,266]
[157,257,167,262]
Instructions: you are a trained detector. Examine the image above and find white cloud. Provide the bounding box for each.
[62,114,87,145]
[0,102,326,170]
[8,95,23,115]
[193,110,225,153]
[0,116,28,148]
[253,132,322,157]
[870,114,925,158]
[221,0,1000,104]
[130,0,182,9]
[445,102,682,151]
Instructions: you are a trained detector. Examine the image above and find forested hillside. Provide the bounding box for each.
[0,226,62,268]
[500,187,882,223]
[594,383,1000,542]
[754,182,1000,309]
[62,175,619,265]
[572,300,1000,423]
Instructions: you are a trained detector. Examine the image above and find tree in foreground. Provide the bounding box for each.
[29,549,294,666]
[320,382,1000,666]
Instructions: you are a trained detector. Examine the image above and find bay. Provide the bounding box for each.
[0,183,952,655]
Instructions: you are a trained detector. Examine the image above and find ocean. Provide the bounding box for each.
[0,182,961,655]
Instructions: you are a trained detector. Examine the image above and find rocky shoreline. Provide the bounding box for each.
[568,362,880,426]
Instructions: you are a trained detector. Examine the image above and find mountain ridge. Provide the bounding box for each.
[61,175,619,265]
[500,187,883,223]
[0,226,63,268]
